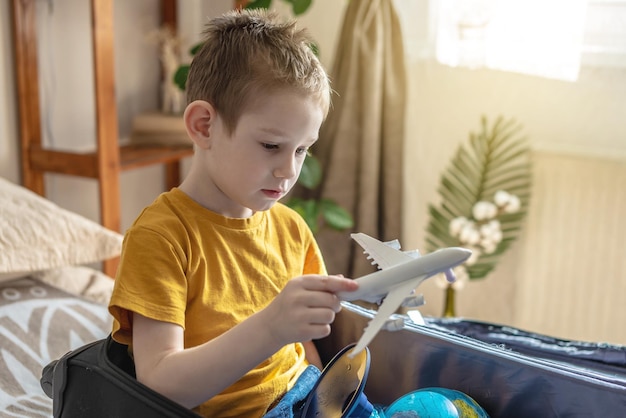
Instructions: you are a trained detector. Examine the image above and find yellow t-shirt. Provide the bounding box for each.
[108,188,326,417]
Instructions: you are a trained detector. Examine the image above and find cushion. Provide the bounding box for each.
[0,276,112,415]
[0,177,123,281]
[33,265,115,305]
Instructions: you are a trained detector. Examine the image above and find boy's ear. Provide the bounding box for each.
[184,100,216,149]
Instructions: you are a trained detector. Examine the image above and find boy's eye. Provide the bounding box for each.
[261,143,311,156]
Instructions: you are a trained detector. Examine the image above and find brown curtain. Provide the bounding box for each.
[313,0,407,278]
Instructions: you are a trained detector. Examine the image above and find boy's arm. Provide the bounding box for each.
[302,340,323,370]
[132,311,281,409]
[132,274,357,409]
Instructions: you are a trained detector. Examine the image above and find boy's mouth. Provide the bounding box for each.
[262,189,284,199]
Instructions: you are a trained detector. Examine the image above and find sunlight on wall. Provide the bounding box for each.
[397,0,626,72]
[435,0,588,81]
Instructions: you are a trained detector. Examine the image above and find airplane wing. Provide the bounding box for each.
[351,233,414,270]
[346,233,471,357]
[348,276,426,357]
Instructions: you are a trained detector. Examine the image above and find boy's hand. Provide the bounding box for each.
[263,275,358,347]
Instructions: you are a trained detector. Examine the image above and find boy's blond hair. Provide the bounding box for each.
[186,9,331,134]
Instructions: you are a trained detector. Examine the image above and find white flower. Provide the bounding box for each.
[491,229,503,245]
[472,201,497,221]
[494,190,511,208]
[481,239,498,254]
[465,246,482,265]
[504,194,521,213]
[449,216,468,237]
[494,190,521,214]
[459,223,481,246]
[445,191,521,279]
[480,220,503,244]
[492,227,503,244]
[479,221,494,237]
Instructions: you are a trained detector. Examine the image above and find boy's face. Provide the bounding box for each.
[199,89,324,218]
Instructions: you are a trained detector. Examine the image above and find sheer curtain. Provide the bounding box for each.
[398,0,589,81]
[313,0,407,277]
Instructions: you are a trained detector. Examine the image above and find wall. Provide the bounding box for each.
[515,152,626,344]
[401,55,626,345]
[0,1,19,183]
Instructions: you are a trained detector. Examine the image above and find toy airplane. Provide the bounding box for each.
[337,233,472,357]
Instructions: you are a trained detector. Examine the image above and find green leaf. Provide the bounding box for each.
[245,0,273,10]
[285,198,320,233]
[467,264,495,279]
[298,154,322,189]
[441,174,473,209]
[289,0,313,15]
[189,43,203,56]
[320,199,354,230]
[245,0,312,15]
[173,65,190,91]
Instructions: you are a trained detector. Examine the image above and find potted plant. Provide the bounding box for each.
[425,115,532,316]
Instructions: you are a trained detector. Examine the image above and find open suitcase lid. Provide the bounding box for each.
[422,315,626,383]
[315,302,626,418]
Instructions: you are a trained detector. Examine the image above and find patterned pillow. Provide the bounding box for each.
[0,276,111,416]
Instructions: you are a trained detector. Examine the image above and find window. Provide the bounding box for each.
[396,0,626,80]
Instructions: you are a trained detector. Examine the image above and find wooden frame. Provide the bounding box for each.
[11,0,192,276]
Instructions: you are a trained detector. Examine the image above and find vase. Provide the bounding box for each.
[442,284,456,317]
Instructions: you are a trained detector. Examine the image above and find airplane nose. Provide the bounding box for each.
[426,247,472,275]
[452,247,472,263]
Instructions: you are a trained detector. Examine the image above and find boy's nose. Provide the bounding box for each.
[273,155,298,179]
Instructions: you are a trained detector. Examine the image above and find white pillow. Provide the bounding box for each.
[0,177,123,281]
[33,265,115,305]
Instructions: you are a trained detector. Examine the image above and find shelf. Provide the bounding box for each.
[26,143,193,178]
[120,143,193,171]
[11,0,186,277]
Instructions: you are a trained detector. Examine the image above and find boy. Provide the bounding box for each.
[108,8,357,417]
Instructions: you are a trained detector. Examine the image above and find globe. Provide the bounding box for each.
[383,387,489,418]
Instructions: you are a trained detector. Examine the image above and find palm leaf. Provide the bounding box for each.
[425,115,532,280]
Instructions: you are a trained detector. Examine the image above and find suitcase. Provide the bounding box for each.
[41,335,200,418]
[42,302,626,417]
[315,302,626,417]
